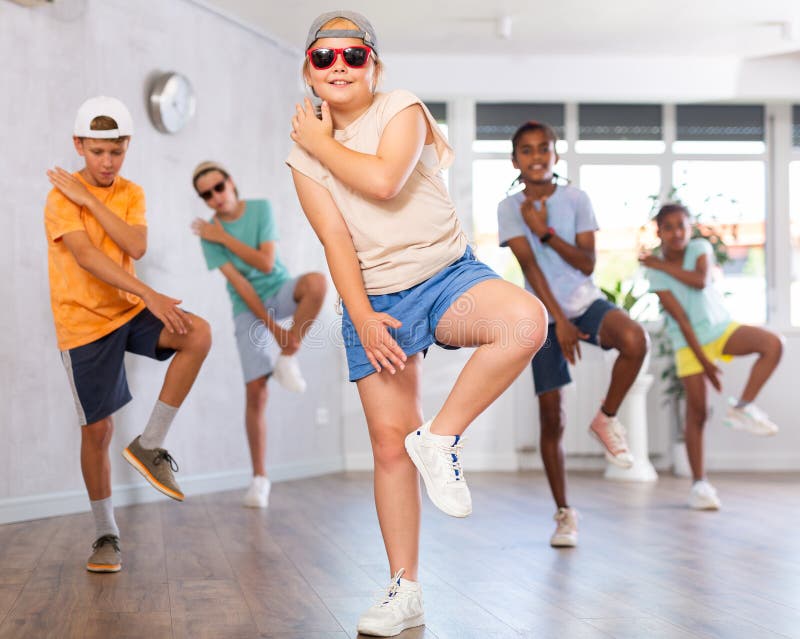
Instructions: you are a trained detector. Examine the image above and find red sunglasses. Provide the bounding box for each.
[307,46,373,70]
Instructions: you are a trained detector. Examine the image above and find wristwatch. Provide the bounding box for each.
[540,227,555,244]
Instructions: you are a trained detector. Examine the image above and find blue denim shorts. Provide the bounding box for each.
[531,297,617,395]
[342,247,499,381]
[234,276,299,383]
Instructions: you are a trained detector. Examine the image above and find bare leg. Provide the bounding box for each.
[357,355,424,581]
[431,279,547,435]
[245,376,268,477]
[290,272,327,341]
[682,373,708,482]
[597,310,648,415]
[156,314,212,406]
[81,417,114,500]
[538,389,568,508]
[721,325,783,403]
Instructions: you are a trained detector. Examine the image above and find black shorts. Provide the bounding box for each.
[60,308,175,425]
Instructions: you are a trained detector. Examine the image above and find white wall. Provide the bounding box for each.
[0,0,343,524]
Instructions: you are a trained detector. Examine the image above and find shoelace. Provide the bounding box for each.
[604,420,629,454]
[92,534,120,552]
[153,449,179,472]
[373,569,413,607]
[554,508,577,533]
[435,437,466,483]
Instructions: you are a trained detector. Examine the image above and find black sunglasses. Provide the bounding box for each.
[198,180,227,200]
[307,46,372,70]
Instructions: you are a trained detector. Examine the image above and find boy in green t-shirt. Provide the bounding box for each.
[642,204,783,510]
[191,161,326,508]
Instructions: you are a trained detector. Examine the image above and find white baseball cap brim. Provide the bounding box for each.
[73,96,134,138]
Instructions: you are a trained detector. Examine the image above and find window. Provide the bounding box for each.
[579,165,661,294]
[576,104,664,154]
[672,161,766,325]
[674,105,765,154]
[474,103,566,153]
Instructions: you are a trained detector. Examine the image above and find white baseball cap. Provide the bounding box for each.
[73,96,134,138]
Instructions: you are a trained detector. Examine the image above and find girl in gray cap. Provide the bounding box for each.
[287,11,547,636]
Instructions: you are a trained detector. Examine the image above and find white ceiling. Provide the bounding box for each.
[200,0,800,59]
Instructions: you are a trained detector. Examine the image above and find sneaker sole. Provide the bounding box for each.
[87,562,121,573]
[723,419,778,436]
[550,538,577,548]
[122,448,184,501]
[689,502,721,511]
[357,613,425,636]
[404,434,471,518]
[588,429,634,469]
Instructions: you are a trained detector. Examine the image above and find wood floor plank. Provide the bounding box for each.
[169,578,259,639]
[0,470,797,638]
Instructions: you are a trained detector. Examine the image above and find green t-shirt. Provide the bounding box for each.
[201,199,291,317]
[646,237,732,350]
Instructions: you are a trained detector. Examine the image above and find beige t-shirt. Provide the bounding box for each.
[286,89,468,295]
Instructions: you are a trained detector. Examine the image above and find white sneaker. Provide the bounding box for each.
[688,479,721,510]
[550,507,579,547]
[723,399,778,436]
[242,476,271,508]
[404,420,471,517]
[272,354,307,393]
[356,570,425,637]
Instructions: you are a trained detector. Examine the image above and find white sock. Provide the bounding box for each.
[139,400,178,450]
[90,496,119,539]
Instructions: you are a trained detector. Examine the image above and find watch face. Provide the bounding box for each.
[149,72,196,134]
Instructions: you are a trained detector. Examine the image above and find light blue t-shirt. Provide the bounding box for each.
[201,199,291,317]
[646,237,731,350]
[497,184,603,319]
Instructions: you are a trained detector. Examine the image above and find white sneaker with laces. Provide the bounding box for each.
[356,569,424,637]
[723,398,778,436]
[550,507,579,547]
[272,354,307,393]
[688,479,721,510]
[404,420,471,517]
[242,476,271,508]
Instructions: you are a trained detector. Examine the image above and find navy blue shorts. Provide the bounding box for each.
[532,298,617,396]
[60,308,175,425]
[341,247,500,381]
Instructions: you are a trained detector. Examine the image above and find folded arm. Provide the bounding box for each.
[291,99,429,201]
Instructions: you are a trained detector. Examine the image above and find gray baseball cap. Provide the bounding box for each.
[304,10,379,54]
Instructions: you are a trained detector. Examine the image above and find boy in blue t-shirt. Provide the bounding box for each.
[191,161,326,508]
[642,203,783,510]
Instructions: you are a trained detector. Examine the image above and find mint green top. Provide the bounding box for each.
[646,237,732,350]
[200,199,290,317]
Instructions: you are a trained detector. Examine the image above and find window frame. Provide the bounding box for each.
[438,99,796,332]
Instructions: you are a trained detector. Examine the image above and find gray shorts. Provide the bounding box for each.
[234,277,299,383]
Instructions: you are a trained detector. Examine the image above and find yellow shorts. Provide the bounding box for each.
[675,322,740,378]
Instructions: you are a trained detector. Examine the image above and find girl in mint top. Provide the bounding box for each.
[641,203,783,510]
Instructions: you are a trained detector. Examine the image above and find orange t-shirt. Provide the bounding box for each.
[44,172,148,350]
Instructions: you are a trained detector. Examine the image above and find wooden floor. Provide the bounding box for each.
[0,471,798,639]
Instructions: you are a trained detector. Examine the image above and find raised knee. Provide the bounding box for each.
[188,317,212,355]
[767,333,784,359]
[620,325,648,360]
[513,295,548,356]
[303,272,328,301]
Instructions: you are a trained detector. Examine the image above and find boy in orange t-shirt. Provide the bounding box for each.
[44,96,211,573]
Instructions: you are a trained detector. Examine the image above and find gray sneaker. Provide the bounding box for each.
[122,436,184,501]
[87,534,121,573]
